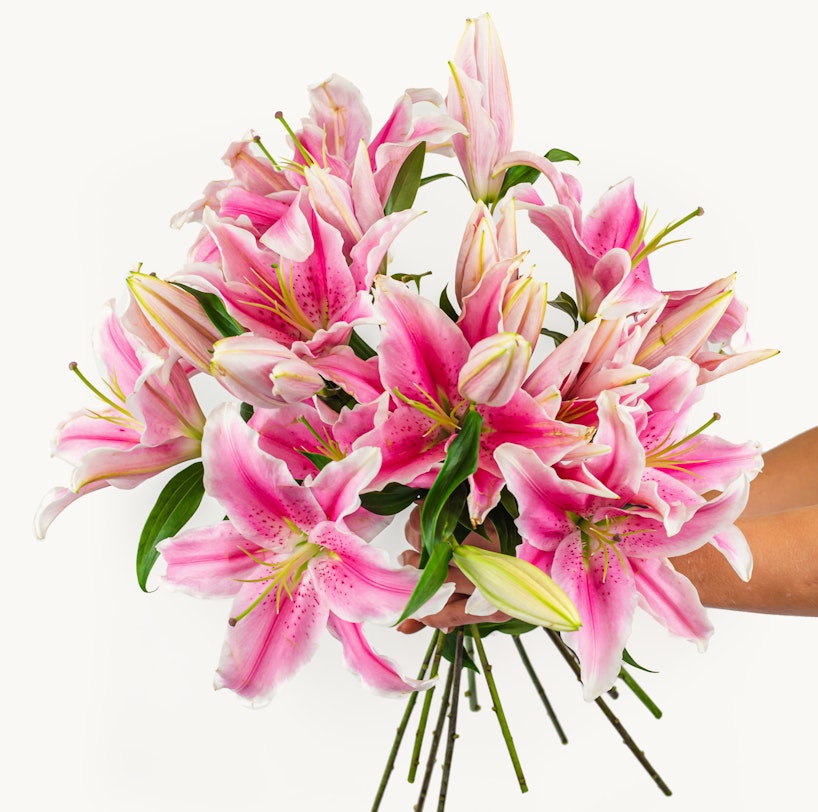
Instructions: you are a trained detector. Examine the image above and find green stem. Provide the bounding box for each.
[512,635,567,744]
[438,629,465,812]
[619,666,663,719]
[465,636,480,711]
[545,630,672,796]
[409,631,446,782]
[470,625,528,794]
[416,657,456,812]
[371,632,438,812]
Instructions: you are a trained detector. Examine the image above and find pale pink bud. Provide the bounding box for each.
[458,332,531,406]
[502,275,547,349]
[126,272,222,374]
[455,203,500,305]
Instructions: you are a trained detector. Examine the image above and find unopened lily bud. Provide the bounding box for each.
[458,332,530,406]
[452,544,581,632]
[455,203,500,305]
[126,271,223,373]
[502,275,547,349]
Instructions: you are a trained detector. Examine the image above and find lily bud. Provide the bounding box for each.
[447,13,513,203]
[126,271,223,373]
[458,332,530,407]
[455,203,500,305]
[452,544,581,632]
[502,275,547,349]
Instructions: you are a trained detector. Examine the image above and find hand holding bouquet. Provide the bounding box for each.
[36,12,775,808]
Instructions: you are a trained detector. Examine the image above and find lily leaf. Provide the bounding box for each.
[173,282,244,338]
[419,172,468,189]
[486,502,522,556]
[392,270,432,292]
[622,648,658,674]
[441,631,479,671]
[349,329,377,360]
[439,285,459,322]
[544,147,580,164]
[298,450,332,471]
[471,619,537,637]
[496,147,580,200]
[540,327,569,347]
[136,462,205,592]
[547,291,580,330]
[397,541,453,624]
[420,410,483,556]
[384,141,426,215]
[360,483,423,515]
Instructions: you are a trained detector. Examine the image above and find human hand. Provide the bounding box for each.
[396,507,509,633]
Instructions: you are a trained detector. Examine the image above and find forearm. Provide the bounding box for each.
[671,505,818,616]
[744,426,818,517]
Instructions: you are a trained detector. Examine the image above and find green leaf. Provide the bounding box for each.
[136,462,205,592]
[471,619,537,637]
[499,487,519,519]
[298,450,332,471]
[419,410,483,556]
[439,285,459,322]
[239,402,255,423]
[397,541,453,624]
[391,270,432,292]
[547,291,580,330]
[360,483,423,515]
[384,141,426,215]
[349,329,377,360]
[544,148,580,164]
[173,282,244,338]
[622,648,658,674]
[540,328,569,347]
[419,172,467,189]
[441,630,479,672]
[496,148,580,201]
[486,502,522,556]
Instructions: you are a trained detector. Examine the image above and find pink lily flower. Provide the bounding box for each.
[496,377,760,699]
[35,298,205,538]
[447,13,514,203]
[159,404,449,705]
[361,276,591,522]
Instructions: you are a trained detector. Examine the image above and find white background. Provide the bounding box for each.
[5,1,816,810]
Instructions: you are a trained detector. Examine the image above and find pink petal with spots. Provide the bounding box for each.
[215,575,328,706]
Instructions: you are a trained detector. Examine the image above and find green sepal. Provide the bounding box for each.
[397,541,453,624]
[384,141,426,215]
[439,285,459,322]
[173,282,245,338]
[136,462,205,592]
[441,630,479,672]
[419,410,483,556]
[359,483,423,515]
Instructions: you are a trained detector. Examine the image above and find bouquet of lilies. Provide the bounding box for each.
[36,12,776,808]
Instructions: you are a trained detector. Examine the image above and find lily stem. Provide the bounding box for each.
[465,636,480,711]
[371,631,439,812]
[438,629,465,812]
[545,629,672,796]
[408,631,446,783]
[470,625,528,794]
[416,654,456,812]
[619,666,662,719]
[512,635,567,744]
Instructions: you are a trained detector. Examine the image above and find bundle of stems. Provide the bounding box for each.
[372,625,672,811]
